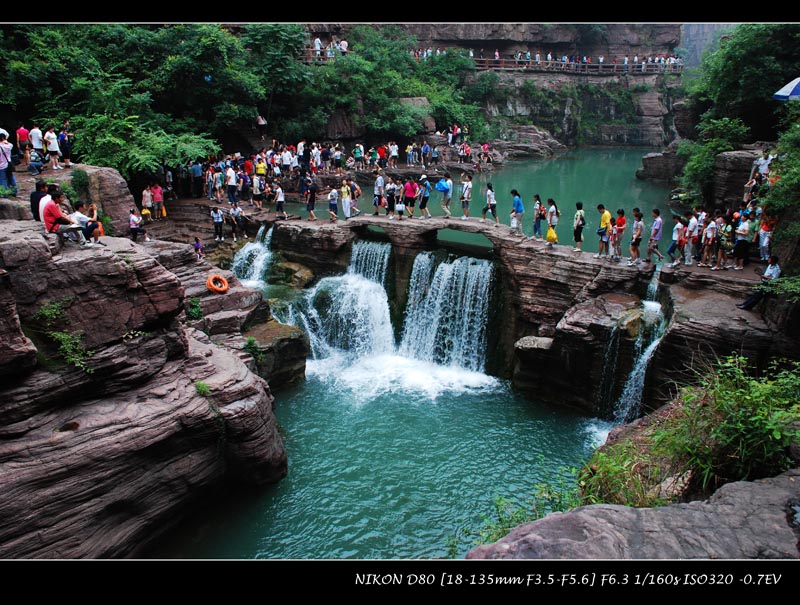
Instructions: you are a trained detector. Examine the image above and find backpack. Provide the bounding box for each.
[435,178,449,192]
[578,212,586,227]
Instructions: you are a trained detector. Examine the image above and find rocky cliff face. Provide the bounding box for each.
[713,149,759,208]
[309,24,680,59]
[467,467,800,559]
[486,72,679,147]
[0,220,287,558]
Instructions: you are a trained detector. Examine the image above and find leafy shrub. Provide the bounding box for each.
[653,356,800,492]
[194,381,211,397]
[243,336,265,364]
[187,297,204,320]
[70,168,90,196]
[581,444,669,508]
[33,297,72,326]
[47,330,93,373]
[0,185,16,198]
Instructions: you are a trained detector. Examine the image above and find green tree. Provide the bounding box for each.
[688,24,800,141]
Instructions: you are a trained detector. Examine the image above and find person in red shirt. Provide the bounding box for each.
[42,191,85,240]
[243,156,254,177]
[151,182,164,220]
[15,122,30,165]
[613,208,627,260]
[377,144,387,169]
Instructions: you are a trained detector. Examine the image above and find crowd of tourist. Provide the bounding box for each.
[2,116,785,305]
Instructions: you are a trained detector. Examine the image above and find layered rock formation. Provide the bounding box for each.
[635,140,687,182]
[467,468,800,559]
[713,149,759,208]
[0,219,287,558]
[308,24,680,60]
[486,72,679,147]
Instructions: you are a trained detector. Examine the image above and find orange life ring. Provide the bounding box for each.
[206,274,229,294]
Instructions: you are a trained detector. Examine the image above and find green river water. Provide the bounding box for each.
[149,148,671,559]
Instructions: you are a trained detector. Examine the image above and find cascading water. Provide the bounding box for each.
[596,324,621,416]
[287,274,395,360]
[232,225,274,289]
[613,268,669,423]
[398,252,494,373]
[347,240,392,286]
[278,245,498,402]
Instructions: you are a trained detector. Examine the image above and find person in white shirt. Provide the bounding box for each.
[459,174,472,219]
[225,165,238,205]
[737,256,781,310]
[29,124,44,155]
[683,210,699,266]
[313,36,322,57]
[43,125,62,170]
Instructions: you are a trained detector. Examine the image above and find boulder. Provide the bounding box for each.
[271,221,356,279]
[0,199,34,221]
[242,319,311,391]
[636,142,687,182]
[467,468,800,559]
[713,150,759,209]
[0,226,184,350]
[513,293,640,414]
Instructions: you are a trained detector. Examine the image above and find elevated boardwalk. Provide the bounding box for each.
[299,48,683,75]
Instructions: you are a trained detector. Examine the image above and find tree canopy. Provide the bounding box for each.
[0,24,491,178]
[688,24,800,141]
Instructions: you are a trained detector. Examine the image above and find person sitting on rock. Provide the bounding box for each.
[30,180,48,221]
[27,148,46,176]
[71,201,105,246]
[129,208,151,243]
[194,236,204,261]
[737,256,781,311]
[42,191,89,245]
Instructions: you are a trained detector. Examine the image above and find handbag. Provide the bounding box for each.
[510,217,518,229]
[2,148,13,173]
[380,196,387,208]
[596,227,607,236]
[546,226,558,243]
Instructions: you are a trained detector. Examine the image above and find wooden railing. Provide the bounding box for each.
[472,58,683,74]
[299,48,683,74]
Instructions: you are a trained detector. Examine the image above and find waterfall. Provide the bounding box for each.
[285,274,394,359]
[613,301,667,423]
[645,264,661,301]
[282,248,494,372]
[398,252,494,373]
[347,241,391,286]
[232,225,274,288]
[596,324,621,415]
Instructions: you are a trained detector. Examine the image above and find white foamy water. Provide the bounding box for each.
[583,419,614,449]
[307,353,500,405]
[232,225,274,289]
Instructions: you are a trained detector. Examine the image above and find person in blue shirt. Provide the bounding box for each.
[510,189,524,235]
[191,160,204,198]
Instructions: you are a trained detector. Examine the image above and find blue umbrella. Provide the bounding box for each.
[774,77,800,101]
